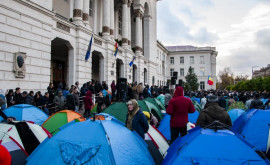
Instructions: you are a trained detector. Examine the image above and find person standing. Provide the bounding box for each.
[164,89,172,109]
[6,89,14,107]
[13,87,23,105]
[0,89,7,110]
[47,83,55,103]
[250,93,263,109]
[166,86,195,143]
[66,89,75,111]
[39,92,50,115]
[0,97,13,122]
[53,91,66,111]
[73,87,80,112]
[22,91,33,105]
[201,93,207,109]
[84,90,93,117]
[125,99,149,139]
[196,95,232,127]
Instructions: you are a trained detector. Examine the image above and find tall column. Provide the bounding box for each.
[73,0,84,25]
[114,10,119,39]
[103,0,111,38]
[110,0,114,38]
[127,1,131,46]
[83,0,91,29]
[135,9,143,54]
[122,0,129,47]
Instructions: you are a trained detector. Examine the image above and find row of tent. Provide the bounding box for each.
[1,98,270,164]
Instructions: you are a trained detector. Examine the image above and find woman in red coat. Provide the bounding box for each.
[84,90,93,117]
[166,86,195,143]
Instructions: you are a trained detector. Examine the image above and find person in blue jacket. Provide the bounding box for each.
[125,99,149,139]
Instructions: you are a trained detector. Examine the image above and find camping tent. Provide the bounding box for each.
[228,109,245,123]
[163,124,270,165]
[191,98,201,104]
[138,100,163,121]
[158,114,197,141]
[27,114,155,165]
[191,99,202,112]
[0,104,48,125]
[144,98,166,111]
[42,110,85,135]
[233,109,270,152]
[146,125,169,157]
[0,121,51,165]
[102,102,128,123]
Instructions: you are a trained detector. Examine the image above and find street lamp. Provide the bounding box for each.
[252,66,259,78]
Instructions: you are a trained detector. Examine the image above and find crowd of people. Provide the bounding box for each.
[1,80,270,142]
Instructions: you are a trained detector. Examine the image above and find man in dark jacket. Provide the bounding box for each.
[167,86,195,143]
[22,91,33,105]
[66,89,75,111]
[13,87,23,105]
[196,95,232,127]
[39,92,50,115]
[218,93,226,109]
[250,93,263,109]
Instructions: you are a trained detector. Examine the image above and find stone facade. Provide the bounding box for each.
[253,64,270,78]
[0,0,217,92]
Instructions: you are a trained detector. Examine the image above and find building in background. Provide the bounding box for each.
[253,64,270,78]
[0,0,217,92]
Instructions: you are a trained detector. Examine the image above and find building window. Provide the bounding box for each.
[200,81,205,90]
[200,67,205,76]
[190,56,194,64]
[170,57,174,64]
[180,57,184,64]
[118,9,122,35]
[200,56,204,64]
[89,0,93,17]
[170,68,174,77]
[180,68,184,76]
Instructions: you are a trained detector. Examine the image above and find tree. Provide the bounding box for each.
[184,66,199,91]
[218,67,234,89]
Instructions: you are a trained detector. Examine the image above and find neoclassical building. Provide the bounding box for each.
[0,0,216,91]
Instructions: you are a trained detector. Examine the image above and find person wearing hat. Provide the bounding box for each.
[125,99,149,139]
[53,90,66,111]
[196,95,232,127]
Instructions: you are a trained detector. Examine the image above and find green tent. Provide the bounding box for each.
[228,102,246,111]
[191,99,202,113]
[138,100,163,121]
[144,98,165,111]
[103,102,128,123]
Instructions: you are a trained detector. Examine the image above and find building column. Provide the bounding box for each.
[135,9,143,54]
[110,0,114,38]
[73,0,84,25]
[122,0,129,47]
[103,0,111,38]
[83,0,91,29]
[114,10,119,39]
[128,1,131,47]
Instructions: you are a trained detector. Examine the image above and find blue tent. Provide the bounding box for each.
[27,114,155,165]
[0,104,48,125]
[233,109,270,152]
[228,109,246,123]
[158,112,199,141]
[163,127,270,165]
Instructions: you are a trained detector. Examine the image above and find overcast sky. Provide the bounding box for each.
[157,0,270,78]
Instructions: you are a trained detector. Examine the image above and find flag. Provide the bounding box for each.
[208,76,214,86]
[85,34,93,61]
[129,56,136,67]
[114,42,119,57]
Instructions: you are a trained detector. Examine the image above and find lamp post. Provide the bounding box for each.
[252,66,259,79]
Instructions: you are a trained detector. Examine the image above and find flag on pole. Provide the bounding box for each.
[114,42,119,57]
[207,75,214,86]
[85,34,93,61]
[129,56,136,67]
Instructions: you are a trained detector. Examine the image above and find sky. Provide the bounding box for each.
[157,0,270,78]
